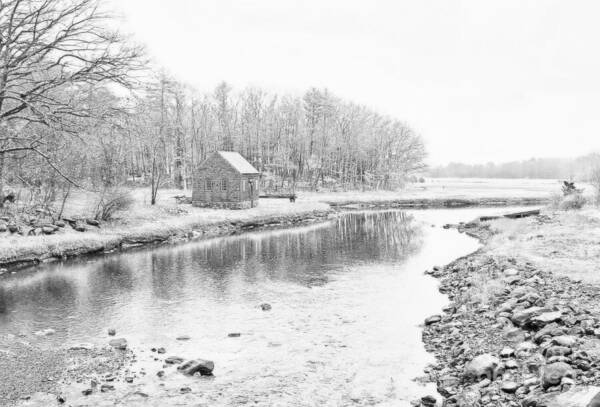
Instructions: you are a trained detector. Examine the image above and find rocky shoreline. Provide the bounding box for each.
[420,219,600,406]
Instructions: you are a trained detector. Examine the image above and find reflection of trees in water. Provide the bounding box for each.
[177,211,422,288]
[0,211,423,325]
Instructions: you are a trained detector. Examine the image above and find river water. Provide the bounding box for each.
[0,207,524,406]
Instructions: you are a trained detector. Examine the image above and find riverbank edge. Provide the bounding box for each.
[0,195,548,272]
[0,208,336,271]
[420,214,600,406]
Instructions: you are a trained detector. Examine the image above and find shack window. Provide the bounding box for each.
[241,179,246,191]
[205,179,212,191]
[221,179,227,191]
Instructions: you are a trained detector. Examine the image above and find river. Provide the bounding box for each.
[0,207,526,406]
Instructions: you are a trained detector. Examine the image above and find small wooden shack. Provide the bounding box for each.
[192,151,260,209]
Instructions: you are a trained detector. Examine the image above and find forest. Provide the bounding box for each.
[0,0,426,213]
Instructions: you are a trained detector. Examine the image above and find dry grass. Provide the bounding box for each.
[484,208,600,283]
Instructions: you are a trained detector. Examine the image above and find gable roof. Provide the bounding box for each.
[216,151,260,174]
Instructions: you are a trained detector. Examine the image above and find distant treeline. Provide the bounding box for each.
[428,154,600,180]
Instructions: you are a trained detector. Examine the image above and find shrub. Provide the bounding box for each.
[552,192,586,211]
[94,190,134,221]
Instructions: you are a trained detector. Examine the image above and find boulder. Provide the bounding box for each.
[0,223,7,232]
[542,362,574,390]
[511,307,543,327]
[177,359,214,376]
[535,386,600,407]
[7,224,18,233]
[464,354,504,381]
[530,311,562,329]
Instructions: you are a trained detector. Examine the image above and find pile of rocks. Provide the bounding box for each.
[0,216,102,236]
[422,232,600,406]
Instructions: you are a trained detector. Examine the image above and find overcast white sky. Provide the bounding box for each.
[113,0,600,165]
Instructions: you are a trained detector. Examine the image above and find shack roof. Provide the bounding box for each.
[216,151,259,174]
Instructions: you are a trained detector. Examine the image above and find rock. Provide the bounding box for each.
[545,345,572,358]
[420,395,437,406]
[500,347,515,358]
[178,359,215,376]
[456,386,481,407]
[551,335,577,347]
[228,333,241,337]
[504,268,519,276]
[74,223,86,232]
[425,315,442,325]
[530,311,562,329]
[86,219,100,227]
[108,338,127,350]
[260,303,272,311]
[176,335,190,341]
[108,328,116,336]
[8,224,18,233]
[464,354,504,381]
[34,328,56,336]
[157,347,166,353]
[511,306,543,327]
[125,376,134,383]
[0,223,6,232]
[69,343,94,351]
[542,362,575,390]
[82,389,92,396]
[56,394,66,403]
[180,387,192,394]
[535,386,600,407]
[515,341,538,358]
[165,356,184,364]
[157,370,165,377]
[42,226,55,235]
[54,220,66,228]
[500,381,519,393]
[100,384,115,392]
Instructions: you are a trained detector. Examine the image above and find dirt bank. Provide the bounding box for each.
[421,209,600,406]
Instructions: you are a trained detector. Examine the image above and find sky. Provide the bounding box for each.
[112,0,600,165]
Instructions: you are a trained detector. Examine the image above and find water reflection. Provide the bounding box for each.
[0,209,483,405]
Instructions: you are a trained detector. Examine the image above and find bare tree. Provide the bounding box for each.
[0,0,143,198]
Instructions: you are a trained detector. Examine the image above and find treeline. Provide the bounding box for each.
[428,154,600,180]
[0,0,425,211]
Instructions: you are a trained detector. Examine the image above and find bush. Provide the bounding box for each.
[550,191,587,210]
[94,190,134,221]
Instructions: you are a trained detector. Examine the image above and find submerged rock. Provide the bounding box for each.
[178,359,214,376]
[108,338,128,350]
[260,303,272,311]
